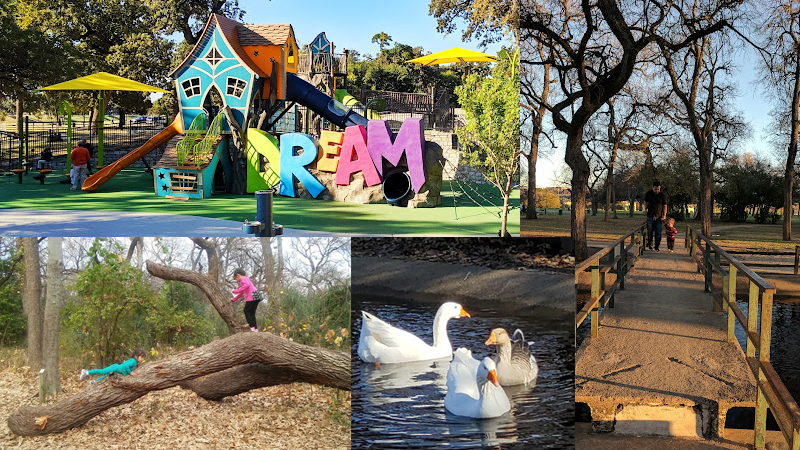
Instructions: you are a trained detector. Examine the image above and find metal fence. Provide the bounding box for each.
[0,117,167,170]
[352,87,457,131]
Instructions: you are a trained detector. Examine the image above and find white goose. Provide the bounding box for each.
[358,302,470,364]
[485,328,538,386]
[444,348,511,419]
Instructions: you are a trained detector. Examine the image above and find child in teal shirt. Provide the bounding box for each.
[80,349,145,383]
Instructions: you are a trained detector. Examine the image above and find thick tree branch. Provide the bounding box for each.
[7,332,349,436]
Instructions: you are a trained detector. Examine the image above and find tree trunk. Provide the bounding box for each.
[785,56,800,240]
[566,130,589,261]
[500,172,512,236]
[21,237,43,370]
[146,260,244,335]
[180,362,334,401]
[698,140,713,237]
[526,62,549,220]
[223,106,248,195]
[526,133,538,220]
[41,237,63,401]
[7,332,349,436]
[604,147,617,222]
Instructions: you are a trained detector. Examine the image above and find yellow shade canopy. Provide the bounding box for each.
[38,72,170,93]
[406,47,497,66]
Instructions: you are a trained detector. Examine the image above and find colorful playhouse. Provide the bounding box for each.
[83,13,444,207]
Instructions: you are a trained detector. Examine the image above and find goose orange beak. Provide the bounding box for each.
[485,331,497,346]
[488,369,499,386]
[459,306,470,318]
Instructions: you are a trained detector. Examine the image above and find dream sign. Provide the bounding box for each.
[246,118,426,199]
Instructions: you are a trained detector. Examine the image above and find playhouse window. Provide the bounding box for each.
[205,48,223,66]
[181,78,201,98]
[226,77,247,98]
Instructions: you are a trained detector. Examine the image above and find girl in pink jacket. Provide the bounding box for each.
[231,268,259,332]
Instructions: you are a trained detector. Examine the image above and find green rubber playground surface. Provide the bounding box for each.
[0,170,520,235]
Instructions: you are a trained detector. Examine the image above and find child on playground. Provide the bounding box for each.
[80,349,145,383]
[231,268,260,332]
[665,217,678,252]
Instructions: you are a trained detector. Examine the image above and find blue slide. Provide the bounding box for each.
[285,73,368,129]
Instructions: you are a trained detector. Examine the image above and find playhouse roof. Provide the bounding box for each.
[169,14,295,78]
[239,23,293,46]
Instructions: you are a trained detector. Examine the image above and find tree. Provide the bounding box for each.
[146,238,247,335]
[656,12,748,237]
[0,239,25,347]
[285,238,350,296]
[429,0,520,45]
[371,31,393,51]
[7,332,349,436]
[536,188,561,209]
[66,239,164,366]
[754,1,800,239]
[455,48,520,236]
[41,237,63,401]
[521,37,555,220]
[150,0,246,45]
[523,0,733,260]
[20,237,43,370]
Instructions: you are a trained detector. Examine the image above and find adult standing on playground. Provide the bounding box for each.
[644,180,667,251]
[70,140,91,190]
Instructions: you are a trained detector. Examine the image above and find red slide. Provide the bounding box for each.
[82,116,184,192]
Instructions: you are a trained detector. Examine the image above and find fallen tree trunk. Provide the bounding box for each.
[180,363,313,401]
[8,332,349,436]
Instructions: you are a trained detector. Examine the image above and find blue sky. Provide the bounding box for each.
[535,45,777,187]
[238,0,505,57]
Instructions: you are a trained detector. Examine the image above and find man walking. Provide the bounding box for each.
[644,180,667,251]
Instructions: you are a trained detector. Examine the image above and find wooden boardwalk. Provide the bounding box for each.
[576,238,757,442]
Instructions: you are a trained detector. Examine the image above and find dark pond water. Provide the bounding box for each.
[351,296,575,449]
[733,299,800,413]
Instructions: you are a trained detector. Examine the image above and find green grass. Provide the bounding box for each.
[523,209,800,250]
[0,170,519,235]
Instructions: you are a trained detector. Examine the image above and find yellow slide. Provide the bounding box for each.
[82,115,184,192]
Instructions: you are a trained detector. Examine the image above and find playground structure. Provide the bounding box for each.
[3,14,505,214]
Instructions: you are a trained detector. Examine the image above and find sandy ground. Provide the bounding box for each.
[0,366,350,450]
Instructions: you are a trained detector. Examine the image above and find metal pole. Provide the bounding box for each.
[97,91,105,167]
[255,190,273,237]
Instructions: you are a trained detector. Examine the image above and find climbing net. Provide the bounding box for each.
[441,159,517,220]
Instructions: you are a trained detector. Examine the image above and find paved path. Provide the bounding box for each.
[576,238,757,443]
[0,209,345,237]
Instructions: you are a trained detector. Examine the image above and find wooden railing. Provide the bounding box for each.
[575,222,647,346]
[686,225,799,450]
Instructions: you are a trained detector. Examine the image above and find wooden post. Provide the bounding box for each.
[713,252,721,311]
[591,261,600,339]
[754,281,774,450]
[38,369,46,404]
[794,245,799,276]
[755,370,767,450]
[747,281,758,358]
[608,247,615,308]
[619,238,626,291]
[727,266,737,343]
[704,243,711,292]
